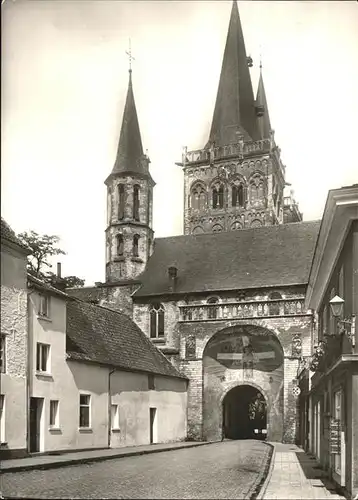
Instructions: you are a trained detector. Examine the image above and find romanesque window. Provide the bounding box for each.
[106,237,111,262]
[249,174,265,204]
[207,297,219,319]
[250,219,262,228]
[133,234,140,257]
[268,292,282,316]
[212,224,223,233]
[133,185,140,221]
[231,221,242,230]
[150,303,165,338]
[212,183,224,209]
[118,184,125,220]
[232,184,244,207]
[192,226,204,235]
[190,182,207,210]
[116,234,124,256]
[107,187,112,225]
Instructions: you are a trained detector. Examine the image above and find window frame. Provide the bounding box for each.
[111,403,120,431]
[118,184,125,220]
[0,335,6,374]
[36,343,50,373]
[133,184,140,221]
[79,394,91,429]
[116,233,124,257]
[49,400,59,429]
[38,294,50,318]
[149,303,165,339]
[133,234,140,258]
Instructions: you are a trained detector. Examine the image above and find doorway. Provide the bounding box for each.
[29,397,44,453]
[149,407,157,444]
[222,385,267,440]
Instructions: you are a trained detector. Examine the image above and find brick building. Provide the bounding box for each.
[68,1,321,444]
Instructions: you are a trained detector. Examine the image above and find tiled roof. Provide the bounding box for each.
[28,274,71,299]
[66,299,186,379]
[134,220,321,297]
[1,218,30,252]
[66,286,103,303]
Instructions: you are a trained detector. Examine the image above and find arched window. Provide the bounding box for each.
[268,292,282,316]
[150,303,165,338]
[212,183,224,209]
[192,226,204,235]
[190,183,206,210]
[107,187,112,224]
[232,184,245,207]
[116,234,123,256]
[118,184,125,220]
[133,185,140,221]
[106,237,111,262]
[207,297,219,319]
[133,234,139,257]
[212,224,223,233]
[249,174,265,205]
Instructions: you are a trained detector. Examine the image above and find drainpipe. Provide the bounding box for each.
[108,367,116,448]
[26,290,35,455]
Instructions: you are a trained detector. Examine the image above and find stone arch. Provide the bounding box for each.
[202,324,284,442]
[189,180,207,210]
[192,225,204,235]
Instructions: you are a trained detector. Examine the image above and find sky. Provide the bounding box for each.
[2,0,358,286]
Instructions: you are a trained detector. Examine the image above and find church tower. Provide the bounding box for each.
[105,68,155,282]
[179,1,302,235]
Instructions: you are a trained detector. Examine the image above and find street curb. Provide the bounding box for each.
[0,441,216,474]
[255,443,276,500]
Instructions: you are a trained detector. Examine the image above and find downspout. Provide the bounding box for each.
[108,367,116,448]
[26,290,35,455]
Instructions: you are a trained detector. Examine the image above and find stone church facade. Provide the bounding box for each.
[68,1,319,444]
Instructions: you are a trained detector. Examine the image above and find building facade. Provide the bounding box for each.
[302,185,358,498]
[0,218,30,458]
[67,0,319,445]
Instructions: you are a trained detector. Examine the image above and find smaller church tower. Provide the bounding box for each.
[105,68,155,282]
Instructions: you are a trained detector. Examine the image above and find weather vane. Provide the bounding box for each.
[125,38,135,72]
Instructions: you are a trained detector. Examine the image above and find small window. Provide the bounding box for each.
[111,404,119,430]
[36,343,50,373]
[133,234,140,258]
[49,400,59,428]
[79,394,91,428]
[118,184,125,220]
[116,234,124,256]
[133,185,140,221]
[207,297,219,319]
[212,184,224,209]
[232,184,244,207]
[268,292,282,316]
[150,303,165,339]
[0,335,6,374]
[148,374,155,390]
[38,294,50,317]
[0,395,4,443]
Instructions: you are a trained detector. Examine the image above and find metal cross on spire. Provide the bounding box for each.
[125,38,135,72]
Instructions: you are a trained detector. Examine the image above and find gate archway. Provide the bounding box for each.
[202,325,284,442]
[223,385,267,440]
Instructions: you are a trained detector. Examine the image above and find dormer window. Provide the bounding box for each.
[38,294,50,318]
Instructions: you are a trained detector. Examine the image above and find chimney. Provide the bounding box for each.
[168,266,178,292]
[52,262,66,291]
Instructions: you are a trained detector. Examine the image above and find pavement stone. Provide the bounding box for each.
[259,443,347,500]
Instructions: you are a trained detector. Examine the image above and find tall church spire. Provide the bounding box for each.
[256,66,272,140]
[111,70,147,177]
[207,0,258,147]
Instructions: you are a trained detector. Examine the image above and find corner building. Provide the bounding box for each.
[68,1,319,444]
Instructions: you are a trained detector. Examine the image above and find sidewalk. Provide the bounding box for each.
[0,440,213,473]
[259,443,347,500]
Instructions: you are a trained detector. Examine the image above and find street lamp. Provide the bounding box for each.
[329,295,356,348]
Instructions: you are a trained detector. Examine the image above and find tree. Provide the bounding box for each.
[17,230,85,288]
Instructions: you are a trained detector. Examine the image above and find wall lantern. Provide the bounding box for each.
[329,295,356,348]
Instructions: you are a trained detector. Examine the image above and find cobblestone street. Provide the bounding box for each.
[1,440,271,499]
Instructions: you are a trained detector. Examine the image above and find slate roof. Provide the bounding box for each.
[256,70,272,140]
[66,299,186,379]
[207,0,259,147]
[1,218,30,252]
[134,221,321,298]
[66,286,103,304]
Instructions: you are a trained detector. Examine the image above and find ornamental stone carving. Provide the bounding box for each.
[291,333,302,357]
